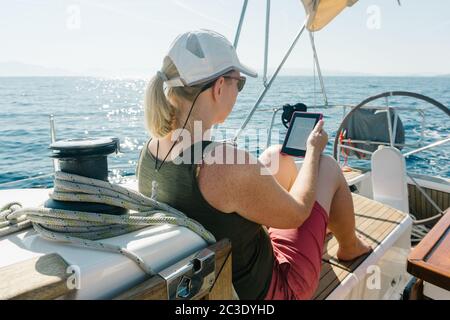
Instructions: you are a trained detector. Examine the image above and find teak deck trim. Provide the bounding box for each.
[407,209,450,291]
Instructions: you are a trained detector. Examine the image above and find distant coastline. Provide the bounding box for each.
[0,61,449,78]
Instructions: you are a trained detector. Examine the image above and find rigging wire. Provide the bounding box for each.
[312,32,316,108]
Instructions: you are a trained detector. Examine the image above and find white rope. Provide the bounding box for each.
[409,213,431,243]
[1,172,216,275]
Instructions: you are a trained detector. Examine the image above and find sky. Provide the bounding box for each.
[1,0,449,77]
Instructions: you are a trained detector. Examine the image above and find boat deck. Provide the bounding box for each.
[313,193,406,299]
[342,167,369,185]
[0,172,410,300]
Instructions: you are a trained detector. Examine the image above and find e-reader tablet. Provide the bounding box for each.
[281,112,323,157]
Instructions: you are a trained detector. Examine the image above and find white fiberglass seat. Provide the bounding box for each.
[371,146,409,213]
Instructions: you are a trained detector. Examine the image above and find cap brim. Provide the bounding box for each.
[236,62,258,78]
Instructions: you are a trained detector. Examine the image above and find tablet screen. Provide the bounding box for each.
[285,116,317,151]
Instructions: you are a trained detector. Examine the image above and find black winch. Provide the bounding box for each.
[44,137,127,215]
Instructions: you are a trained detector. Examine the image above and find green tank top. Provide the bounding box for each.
[136,139,274,299]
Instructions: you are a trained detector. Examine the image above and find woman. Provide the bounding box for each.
[137,29,371,300]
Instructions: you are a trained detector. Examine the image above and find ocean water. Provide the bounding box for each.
[0,76,448,189]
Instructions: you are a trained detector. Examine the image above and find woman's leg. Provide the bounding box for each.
[259,145,371,261]
[258,145,298,190]
[314,154,372,260]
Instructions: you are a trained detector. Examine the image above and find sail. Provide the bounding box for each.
[301,0,358,31]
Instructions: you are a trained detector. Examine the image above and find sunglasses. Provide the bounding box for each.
[223,75,246,92]
[200,74,246,93]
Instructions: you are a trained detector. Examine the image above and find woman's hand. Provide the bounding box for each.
[306,120,328,154]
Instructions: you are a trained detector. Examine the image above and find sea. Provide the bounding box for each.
[0,76,448,189]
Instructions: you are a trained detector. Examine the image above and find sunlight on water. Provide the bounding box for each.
[0,76,448,189]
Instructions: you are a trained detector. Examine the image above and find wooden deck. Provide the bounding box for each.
[342,167,369,185]
[313,193,406,299]
[343,168,364,181]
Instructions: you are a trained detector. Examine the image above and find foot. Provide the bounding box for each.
[336,235,372,262]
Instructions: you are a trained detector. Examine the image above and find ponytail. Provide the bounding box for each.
[144,57,202,138]
[144,72,177,138]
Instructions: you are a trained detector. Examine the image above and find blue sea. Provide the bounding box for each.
[0,76,448,189]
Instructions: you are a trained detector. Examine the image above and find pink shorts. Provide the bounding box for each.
[264,201,329,300]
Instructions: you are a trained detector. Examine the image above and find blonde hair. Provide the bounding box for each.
[144,57,203,138]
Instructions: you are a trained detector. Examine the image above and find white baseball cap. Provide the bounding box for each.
[163,29,258,88]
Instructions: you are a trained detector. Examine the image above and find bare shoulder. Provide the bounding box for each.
[196,143,264,213]
[195,142,306,228]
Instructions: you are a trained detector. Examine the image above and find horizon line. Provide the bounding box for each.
[0,74,449,78]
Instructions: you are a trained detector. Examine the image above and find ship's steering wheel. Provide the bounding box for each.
[332,91,450,227]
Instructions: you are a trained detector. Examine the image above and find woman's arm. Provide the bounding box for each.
[288,120,327,224]
[198,121,328,229]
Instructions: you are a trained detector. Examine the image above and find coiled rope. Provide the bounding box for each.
[0,172,216,275]
[0,202,31,235]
